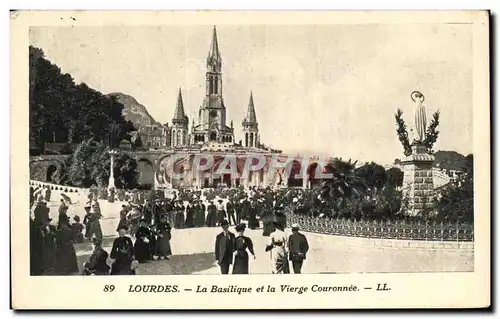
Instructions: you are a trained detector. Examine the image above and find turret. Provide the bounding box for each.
[172,87,189,147]
[242,91,259,148]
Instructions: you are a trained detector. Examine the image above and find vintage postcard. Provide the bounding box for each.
[11,10,490,309]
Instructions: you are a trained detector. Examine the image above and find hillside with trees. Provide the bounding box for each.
[29,45,136,154]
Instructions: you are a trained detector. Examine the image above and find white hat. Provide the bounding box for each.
[291,223,300,229]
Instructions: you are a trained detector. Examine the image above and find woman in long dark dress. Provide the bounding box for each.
[261,202,275,236]
[174,201,185,229]
[134,219,152,263]
[154,215,172,260]
[247,202,260,230]
[30,217,44,275]
[206,201,217,227]
[194,200,206,227]
[110,225,136,275]
[42,221,57,275]
[55,218,79,275]
[232,224,255,274]
[185,203,195,228]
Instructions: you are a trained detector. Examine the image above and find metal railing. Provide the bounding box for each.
[286,212,474,242]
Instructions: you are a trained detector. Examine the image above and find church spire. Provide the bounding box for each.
[209,25,220,59]
[172,87,188,125]
[243,91,258,128]
[207,25,221,72]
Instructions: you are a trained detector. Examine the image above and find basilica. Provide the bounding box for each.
[152,26,327,190]
[168,26,263,151]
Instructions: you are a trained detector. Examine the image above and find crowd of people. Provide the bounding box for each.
[29,184,313,276]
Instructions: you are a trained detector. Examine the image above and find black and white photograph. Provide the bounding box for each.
[11,10,490,309]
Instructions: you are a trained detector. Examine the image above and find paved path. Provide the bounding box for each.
[41,190,474,275]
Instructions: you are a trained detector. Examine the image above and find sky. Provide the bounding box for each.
[29,24,473,165]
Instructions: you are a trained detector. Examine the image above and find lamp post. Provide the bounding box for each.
[108,123,119,191]
[108,149,118,191]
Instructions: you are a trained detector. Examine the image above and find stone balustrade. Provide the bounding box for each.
[29,180,84,195]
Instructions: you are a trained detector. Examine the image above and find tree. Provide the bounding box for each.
[29,45,136,150]
[355,162,387,192]
[320,158,369,206]
[60,140,138,189]
[435,153,473,223]
[386,167,404,189]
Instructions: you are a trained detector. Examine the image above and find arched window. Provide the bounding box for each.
[250,132,254,147]
[245,133,248,147]
[177,131,181,146]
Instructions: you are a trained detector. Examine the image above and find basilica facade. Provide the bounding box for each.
[152,26,329,190]
[169,26,262,151]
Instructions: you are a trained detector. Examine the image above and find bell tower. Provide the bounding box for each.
[242,91,259,148]
[200,26,226,141]
[172,87,189,147]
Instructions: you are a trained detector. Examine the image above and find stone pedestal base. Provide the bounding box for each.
[401,143,435,216]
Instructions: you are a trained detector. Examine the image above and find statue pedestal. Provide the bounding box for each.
[401,143,435,216]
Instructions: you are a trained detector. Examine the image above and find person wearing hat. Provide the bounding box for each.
[206,200,217,227]
[173,200,186,229]
[134,219,152,263]
[116,205,130,233]
[226,198,237,226]
[44,186,52,202]
[214,220,235,275]
[34,200,50,227]
[215,199,227,227]
[193,199,206,228]
[247,199,259,230]
[265,220,290,274]
[288,224,309,274]
[30,216,44,275]
[153,214,172,260]
[71,215,85,244]
[185,201,196,229]
[54,216,79,275]
[41,218,57,275]
[82,237,110,275]
[83,204,93,240]
[110,225,135,275]
[232,223,255,274]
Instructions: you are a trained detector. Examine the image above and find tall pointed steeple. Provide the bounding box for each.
[242,91,259,148]
[243,91,258,127]
[209,25,220,59]
[207,25,222,73]
[172,87,188,125]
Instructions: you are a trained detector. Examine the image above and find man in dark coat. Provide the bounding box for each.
[240,198,250,221]
[214,220,235,275]
[83,238,110,275]
[287,224,309,274]
[233,199,242,224]
[226,199,237,226]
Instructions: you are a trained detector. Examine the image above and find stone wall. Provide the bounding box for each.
[402,144,435,215]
